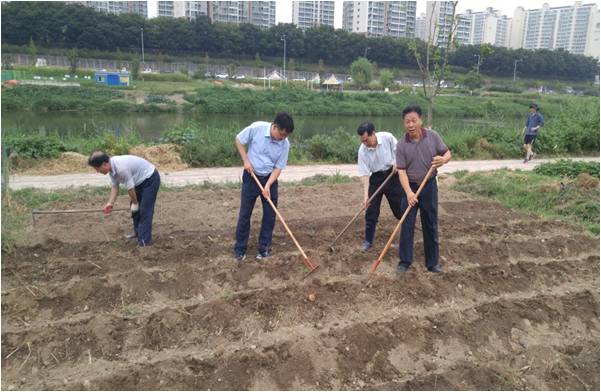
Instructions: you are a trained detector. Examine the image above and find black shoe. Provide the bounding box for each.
[235,253,246,262]
[396,263,410,274]
[361,241,372,252]
[256,250,271,260]
[428,264,442,273]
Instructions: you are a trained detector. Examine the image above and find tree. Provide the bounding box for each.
[410,1,458,126]
[254,52,262,68]
[131,56,140,80]
[227,63,237,79]
[67,47,78,74]
[318,58,325,82]
[350,57,373,87]
[456,69,481,93]
[27,37,37,65]
[379,69,393,89]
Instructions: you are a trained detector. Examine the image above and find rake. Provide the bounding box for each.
[250,171,319,277]
[32,207,129,226]
[328,168,397,252]
[370,166,435,273]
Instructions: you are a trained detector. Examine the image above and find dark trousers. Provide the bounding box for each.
[365,168,404,244]
[234,171,278,255]
[399,177,439,268]
[132,170,160,246]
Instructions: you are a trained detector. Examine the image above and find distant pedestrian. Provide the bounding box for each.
[88,151,160,246]
[233,112,294,262]
[356,122,404,252]
[522,103,544,163]
[395,105,452,274]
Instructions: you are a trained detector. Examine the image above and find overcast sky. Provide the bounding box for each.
[148,1,590,26]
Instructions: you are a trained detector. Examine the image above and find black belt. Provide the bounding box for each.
[136,169,159,189]
[373,167,393,175]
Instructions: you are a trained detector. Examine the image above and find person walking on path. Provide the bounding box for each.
[522,103,544,163]
[88,151,161,246]
[356,122,404,252]
[395,105,452,274]
[233,112,294,262]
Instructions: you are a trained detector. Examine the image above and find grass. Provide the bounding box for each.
[451,168,600,235]
[134,80,213,94]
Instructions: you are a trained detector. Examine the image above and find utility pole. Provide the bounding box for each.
[281,35,287,83]
[513,59,523,83]
[474,54,481,76]
[140,27,145,64]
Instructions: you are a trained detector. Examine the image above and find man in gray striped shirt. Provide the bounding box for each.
[357,122,404,252]
[88,151,161,246]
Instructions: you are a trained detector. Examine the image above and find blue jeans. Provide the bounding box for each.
[234,171,278,256]
[132,170,160,246]
[365,168,404,244]
[399,177,439,268]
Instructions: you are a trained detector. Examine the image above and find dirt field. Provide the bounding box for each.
[2,178,599,390]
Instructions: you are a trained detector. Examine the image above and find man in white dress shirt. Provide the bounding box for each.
[357,122,404,252]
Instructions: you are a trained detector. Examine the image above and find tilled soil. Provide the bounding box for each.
[1,179,599,390]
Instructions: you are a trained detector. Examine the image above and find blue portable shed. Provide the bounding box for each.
[95,70,130,86]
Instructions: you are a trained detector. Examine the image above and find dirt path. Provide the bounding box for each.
[1,179,599,390]
[8,157,600,190]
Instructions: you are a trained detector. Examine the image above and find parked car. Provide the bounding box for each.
[235,75,245,80]
[216,73,228,79]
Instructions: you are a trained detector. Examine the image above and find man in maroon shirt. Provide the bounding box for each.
[395,105,452,273]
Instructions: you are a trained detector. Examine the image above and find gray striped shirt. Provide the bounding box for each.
[109,155,156,190]
[357,132,397,176]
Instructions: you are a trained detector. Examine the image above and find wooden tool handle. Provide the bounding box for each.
[249,171,309,260]
[32,207,129,215]
[370,166,435,273]
[330,168,397,247]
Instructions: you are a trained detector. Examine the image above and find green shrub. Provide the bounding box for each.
[140,73,191,82]
[145,94,175,104]
[3,135,66,159]
[534,160,600,178]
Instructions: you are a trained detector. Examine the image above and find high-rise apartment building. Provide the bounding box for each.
[510,2,599,58]
[242,1,276,28]
[156,1,275,27]
[292,1,335,29]
[415,12,426,40]
[457,8,510,47]
[424,1,456,46]
[83,1,148,17]
[342,1,416,38]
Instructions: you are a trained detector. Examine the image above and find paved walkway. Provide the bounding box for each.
[8,157,599,190]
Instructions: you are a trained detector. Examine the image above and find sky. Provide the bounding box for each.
[148,1,595,25]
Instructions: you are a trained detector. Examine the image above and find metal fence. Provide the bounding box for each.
[6,53,352,82]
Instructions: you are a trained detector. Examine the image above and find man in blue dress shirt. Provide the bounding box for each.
[234,112,294,262]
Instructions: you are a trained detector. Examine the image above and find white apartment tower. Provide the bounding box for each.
[457,8,510,47]
[83,1,148,17]
[424,1,456,47]
[210,1,275,27]
[156,1,275,27]
[342,1,416,38]
[292,1,335,29]
[415,12,426,40]
[510,2,599,58]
